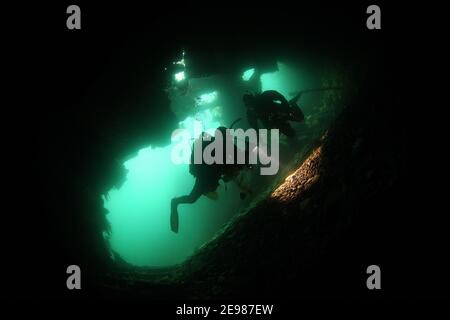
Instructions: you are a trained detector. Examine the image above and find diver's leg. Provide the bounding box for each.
[170,179,204,233]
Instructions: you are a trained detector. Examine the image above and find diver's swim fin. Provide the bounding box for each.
[170,205,179,233]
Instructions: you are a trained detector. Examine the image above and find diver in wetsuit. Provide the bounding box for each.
[170,127,249,233]
[243,90,305,137]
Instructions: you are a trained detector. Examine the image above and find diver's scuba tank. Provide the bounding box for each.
[189,132,213,178]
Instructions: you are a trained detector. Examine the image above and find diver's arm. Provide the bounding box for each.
[289,91,303,105]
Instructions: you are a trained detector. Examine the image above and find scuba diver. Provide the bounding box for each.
[170,124,251,233]
[243,90,305,138]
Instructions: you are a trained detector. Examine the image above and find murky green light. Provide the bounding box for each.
[175,71,185,82]
[103,62,309,267]
[103,110,229,266]
[242,68,255,81]
[197,91,218,105]
[260,62,304,98]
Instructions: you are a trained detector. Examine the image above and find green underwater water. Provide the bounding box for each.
[103,62,307,266]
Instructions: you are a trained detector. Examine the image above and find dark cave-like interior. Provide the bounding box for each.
[5,3,447,302]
